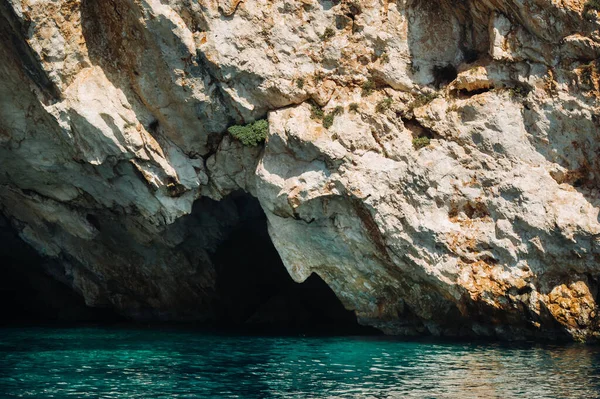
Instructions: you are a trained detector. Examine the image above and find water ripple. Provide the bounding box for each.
[1,328,599,398]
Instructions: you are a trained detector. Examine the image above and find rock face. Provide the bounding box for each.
[1,0,600,340]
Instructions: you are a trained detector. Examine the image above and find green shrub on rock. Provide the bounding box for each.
[361,79,375,96]
[322,27,335,40]
[323,113,335,129]
[508,85,531,99]
[310,102,325,120]
[376,97,393,113]
[412,136,430,150]
[322,106,344,129]
[411,92,438,109]
[227,119,269,146]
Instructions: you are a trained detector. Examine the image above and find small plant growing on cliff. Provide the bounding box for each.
[321,27,335,40]
[584,0,600,20]
[508,85,530,99]
[361,79,375,96]
[349,102,360,112]
[320,106,344,129]
[410,92,438,109]
[376,97,393,113]
[323,113,335,129]
[227,119,269,146]
[379,52,390,64]
[310,101,325,120]
[412,136,430,150]
[314,70,325,83]
[296,77,305,89]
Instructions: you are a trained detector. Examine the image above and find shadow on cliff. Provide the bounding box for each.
[405,0,488,87]
[0,195,377,335]
[78,0,259,156]
[521,94,600,224]
[0,215,120,325]
[79,0,218,155]
[200,193,378,335]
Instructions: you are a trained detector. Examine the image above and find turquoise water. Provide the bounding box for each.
[1,327,600,398]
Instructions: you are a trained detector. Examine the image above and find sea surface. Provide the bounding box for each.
[1,326,599,398]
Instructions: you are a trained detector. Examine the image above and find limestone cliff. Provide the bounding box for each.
[1,0,600,340]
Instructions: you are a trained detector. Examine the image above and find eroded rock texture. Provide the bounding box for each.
[1,0,600,340]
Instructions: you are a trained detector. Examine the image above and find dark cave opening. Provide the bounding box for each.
[432,64,458,88]
[208,193,376,335]
[0,216,119,326]
[0,196,375,334]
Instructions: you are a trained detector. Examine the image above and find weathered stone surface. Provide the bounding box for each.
[1,0,600,340]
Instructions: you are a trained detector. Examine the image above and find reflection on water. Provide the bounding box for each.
[1,327,599,398]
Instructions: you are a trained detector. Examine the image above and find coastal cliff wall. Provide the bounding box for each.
[1,0,600,340]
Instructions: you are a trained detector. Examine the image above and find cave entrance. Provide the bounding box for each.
[0,196,376,334]
[0,216,119,325]
[208,193,375,334]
